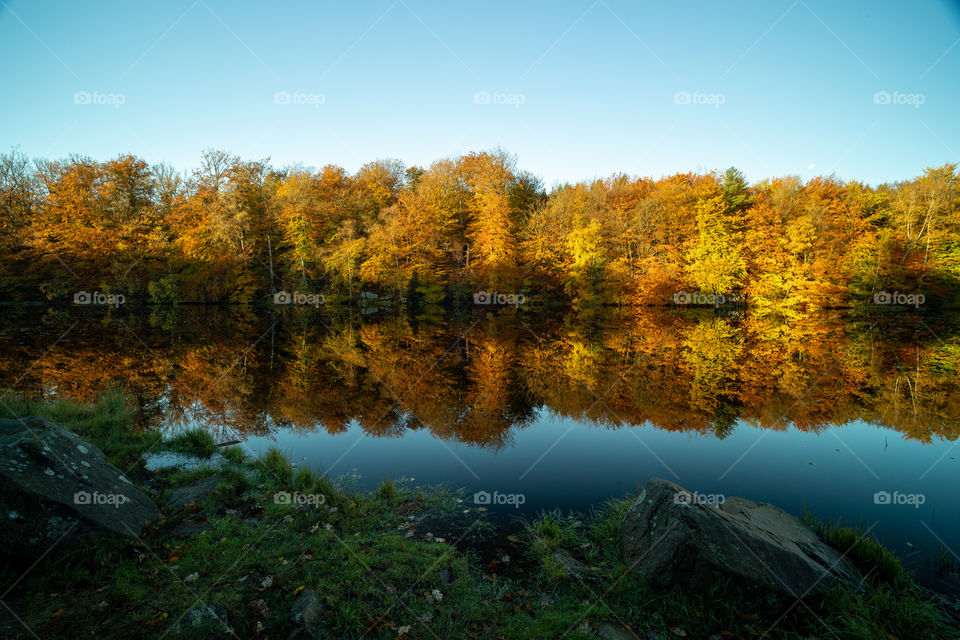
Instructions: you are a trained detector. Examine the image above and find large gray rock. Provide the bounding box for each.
[553,549,600,583]
[0,416,158,562]
[168,475,224,508]
[620,478,859,601]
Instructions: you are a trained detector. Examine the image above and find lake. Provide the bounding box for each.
[2,304,958,592]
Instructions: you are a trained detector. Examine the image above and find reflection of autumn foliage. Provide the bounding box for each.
[2,307,959,445]
[681,318,743,417]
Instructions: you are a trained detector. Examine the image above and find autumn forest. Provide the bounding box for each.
[1,148,958,310]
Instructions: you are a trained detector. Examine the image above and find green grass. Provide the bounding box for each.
[261,446,294,480]
[221,445,247,465]
[802,510,954,639]
[374,477,398,503]
[162,428,217,458]
[524,510,585,583]
[803,508,907,588]
[1,392,957,640]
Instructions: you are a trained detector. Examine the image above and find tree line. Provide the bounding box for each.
[1,148,957,312]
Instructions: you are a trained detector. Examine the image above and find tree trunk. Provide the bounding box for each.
[266,232,276,293]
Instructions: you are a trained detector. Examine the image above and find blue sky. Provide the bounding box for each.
[1,0,958,187]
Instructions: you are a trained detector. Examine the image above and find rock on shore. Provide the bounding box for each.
[0,416,158,563]
[620,477,860,601]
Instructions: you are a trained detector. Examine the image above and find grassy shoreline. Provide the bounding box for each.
[1,390,958,639]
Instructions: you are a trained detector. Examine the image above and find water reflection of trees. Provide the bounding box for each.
[1,307,958,446]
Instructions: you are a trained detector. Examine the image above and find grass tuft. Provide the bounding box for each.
[803,508,907,588]
[374,477,398,503]
[221,445,247,465]
[293,465,335,499]
[261,446,293,482]
[163,428,217,458]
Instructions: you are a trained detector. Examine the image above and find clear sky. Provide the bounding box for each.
[1,0,958,187]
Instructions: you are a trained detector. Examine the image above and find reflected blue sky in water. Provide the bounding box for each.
[247,411,959,589]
